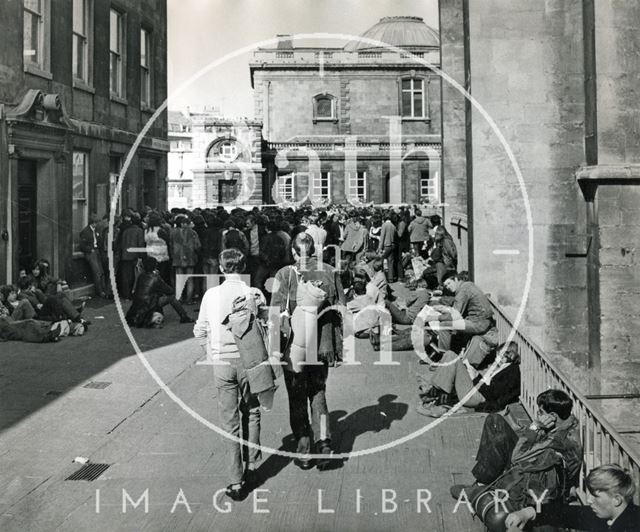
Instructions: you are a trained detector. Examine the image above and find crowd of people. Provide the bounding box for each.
[3,201,637,530]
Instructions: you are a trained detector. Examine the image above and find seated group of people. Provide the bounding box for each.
[0,260,90,343]
[342,259,639,531]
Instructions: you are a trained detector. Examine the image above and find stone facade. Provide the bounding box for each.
[0,0,168,287]
[440,0,640,398]
[250,17,442,206]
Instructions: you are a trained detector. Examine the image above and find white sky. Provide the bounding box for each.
[167,0,439,117]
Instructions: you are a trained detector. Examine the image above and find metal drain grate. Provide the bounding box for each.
[65,463,111,481]
[83,381,111,390]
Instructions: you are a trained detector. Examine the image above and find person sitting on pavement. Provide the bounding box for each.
[125,257,195,328]
[0,286,62,343]
[450,389,583,517]
[505,464,640,532]
[416,341,521,417]
[427,270,498,355]
[0,284,38,321]
[429,225,458,286]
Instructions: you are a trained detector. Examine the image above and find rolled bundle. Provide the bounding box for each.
[287,280,327,373]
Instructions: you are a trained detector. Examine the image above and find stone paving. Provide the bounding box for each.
[0,296,489,531]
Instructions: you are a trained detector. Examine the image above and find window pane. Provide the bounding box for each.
[140,29,147,66]
[72,153,86,198]
[72,200,86,251]
[413,92,423,117]
[110,10,119,52]
[316,98,332,118]
[401,92,411,116]
[401,79,410,90]
[24,13,40,64]
[110,52,119,93]
[73,0,84,34]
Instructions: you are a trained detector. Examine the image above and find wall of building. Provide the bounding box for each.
[439,0,470,273]
[0,0,168,287]
[440,0,591,380]
[254,68,441,143]
[579,1,640,399]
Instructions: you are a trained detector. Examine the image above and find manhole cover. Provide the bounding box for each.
[83,381,112,390]
[65,463,111,481]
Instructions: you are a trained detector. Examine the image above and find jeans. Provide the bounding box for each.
[284,364,331,452]
[472,413,519,484]
[214,358,262,484]
[84,249,105,296]
[118,260,137,300]
[380,245,396,282]
[158,295,189,320]
[175,266,194,303]
[436,318,493,352]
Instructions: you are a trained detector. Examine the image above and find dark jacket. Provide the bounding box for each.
[125,272,174,327]
[79,224,100,254]
[533,501,640,531]
[474,363,521,411]
[117,222,145,261]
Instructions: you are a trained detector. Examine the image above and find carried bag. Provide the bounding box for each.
[471,447,566,532]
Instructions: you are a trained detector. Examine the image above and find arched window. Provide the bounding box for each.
[313,93,337,122]
[206,138,242,163]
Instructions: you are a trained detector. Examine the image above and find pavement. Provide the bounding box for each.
[0,293,490,532]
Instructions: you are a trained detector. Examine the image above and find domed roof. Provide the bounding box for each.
[344,16,439,52]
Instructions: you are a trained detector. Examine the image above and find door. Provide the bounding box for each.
[143,168,156,208]
[384,172,391,204]
[17,160,37,271]
[218,180,238,204]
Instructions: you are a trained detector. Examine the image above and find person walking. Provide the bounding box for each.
[170,214,201,304]
[193,249,264,500]
[271,233,345,471]
[377,211,398,283]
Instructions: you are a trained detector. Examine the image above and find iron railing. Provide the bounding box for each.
[491,301,640,504]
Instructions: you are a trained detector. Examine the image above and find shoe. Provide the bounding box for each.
[47,323,62,342]
[418,385,442,400]
[450,482,484,501]
[315,440,333,471]
[293,457,315,470]
[180,316,195,324]
[416,402,450,418]
[224,482,249,501]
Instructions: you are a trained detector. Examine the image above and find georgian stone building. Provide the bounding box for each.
[0,0,168,286]
[250,16,442,206]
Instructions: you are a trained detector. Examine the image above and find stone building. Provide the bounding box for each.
[439,0,640,404]
[167,110,194,209]
[250,16,442,206]
[0,0,168,287]
[167,107,264,210]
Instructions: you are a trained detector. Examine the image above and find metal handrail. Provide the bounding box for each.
[490,301,640,504]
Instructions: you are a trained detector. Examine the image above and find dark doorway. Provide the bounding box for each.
[17,160,38,271]
[384,172,391,203]
[219,180,238,204]
[143,169,156,208]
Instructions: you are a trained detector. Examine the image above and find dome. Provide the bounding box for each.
[344,16,439,52]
